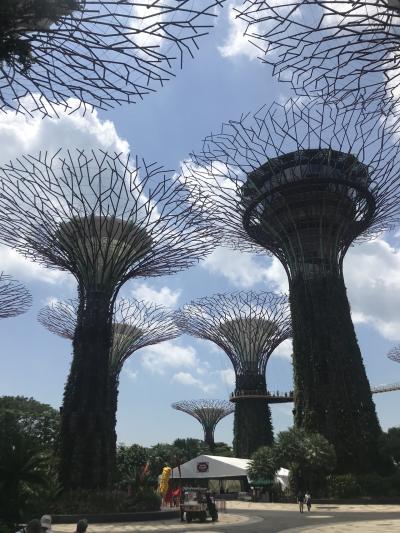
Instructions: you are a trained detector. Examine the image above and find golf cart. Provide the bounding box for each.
[181,487,218,523]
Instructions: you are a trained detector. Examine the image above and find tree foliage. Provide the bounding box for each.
[274,427,336,494]
[116,444,148,485]
[0,396,59,451]
[0,432,52,529]
[248,446,277,484]
[380,427,400,466]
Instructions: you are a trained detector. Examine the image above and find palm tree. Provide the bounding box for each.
[0,434,50,528]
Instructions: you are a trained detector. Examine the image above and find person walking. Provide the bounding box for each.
[297,491,305,513]
[40,516,53,533]
[305,492,312,512]
[75,520,88,533]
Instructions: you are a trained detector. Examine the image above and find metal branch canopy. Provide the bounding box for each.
[237,0,400,105]
[388,346,400,364]
[0,272,32,318]
[38,297,180,376]
[0,0,225,115]
[184,97,400,472]
[176,290,291,457]
[0,149,215,286]
[172,399,234,448]
[186,98,400,278]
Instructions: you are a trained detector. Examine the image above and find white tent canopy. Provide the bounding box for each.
[170,454,289,489]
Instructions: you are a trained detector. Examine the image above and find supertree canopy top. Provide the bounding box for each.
[388,345,400,364]
[236,0,400,105]
[38,297,180,375]
[172,399,234,446]
[0,149,217,292]
[184,97,400,280]
[0,272,32,318]
[0,0,225,116]
[176,291,291,386]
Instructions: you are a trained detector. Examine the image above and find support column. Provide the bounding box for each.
[59,288,113,489]
[290,274,381,473]
[232,374,273,458]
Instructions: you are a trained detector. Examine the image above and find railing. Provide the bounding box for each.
[371,382,400,394]
[230,389,294,402]
[229,382,400,403]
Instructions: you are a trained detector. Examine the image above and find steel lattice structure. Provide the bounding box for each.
[176,291,291,457]
[0,0,225,116]
[236,1,400,106]
[182,97,400,472]
[388,346,400,364]
[172,399,234,448]
[38,297,180,378]
[0,272,32,318]
[0,148,215,489]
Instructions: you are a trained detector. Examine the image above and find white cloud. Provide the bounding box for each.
[172,371,216,394]
[202,247,282,289]
[0,245,72,285]
[132,282,181,308]
[218,3,260,60]
[0,97,129,166]
[344,238,400,341]
[123,368,138,381]
[218,368,235,387]
[141,340,198,374]
[272,339,293,360]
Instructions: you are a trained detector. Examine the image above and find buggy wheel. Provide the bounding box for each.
[199,511,207,522]
[186,514,192,523]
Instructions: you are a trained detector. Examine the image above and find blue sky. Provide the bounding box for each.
[0,2,399,449]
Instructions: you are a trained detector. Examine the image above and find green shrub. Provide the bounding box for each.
[327,474,361,498]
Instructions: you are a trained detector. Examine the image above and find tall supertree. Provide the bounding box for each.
[0,0,225,116]
[182,97,400,473]
[38,296,180,468]
[0,272,32,318]
[176,291,291,458]
[0,148,216,489]
[172,399,234,449]
[236,1,400,107]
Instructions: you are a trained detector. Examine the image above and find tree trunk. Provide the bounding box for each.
[233,373,273,458]
[204,427,215,450]
[290,274,381,473]
[59,288,114,489]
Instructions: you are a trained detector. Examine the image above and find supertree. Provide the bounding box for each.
[38,296,180,466]
[0,0,225,116]
[0,148,216,489]
[0,272,32,318]
[236,1,400,107]
[182,97,400,472]
[172,399,234,449]
[388,346,400,364]
[176,291,292,458]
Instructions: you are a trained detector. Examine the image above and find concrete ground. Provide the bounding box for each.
[53,501,400,533]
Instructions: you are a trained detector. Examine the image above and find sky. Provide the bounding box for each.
[0,1,399,450]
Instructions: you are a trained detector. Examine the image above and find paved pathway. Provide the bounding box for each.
[53,501,400,533]
[280,518,400,532]
[53,513,262,532]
